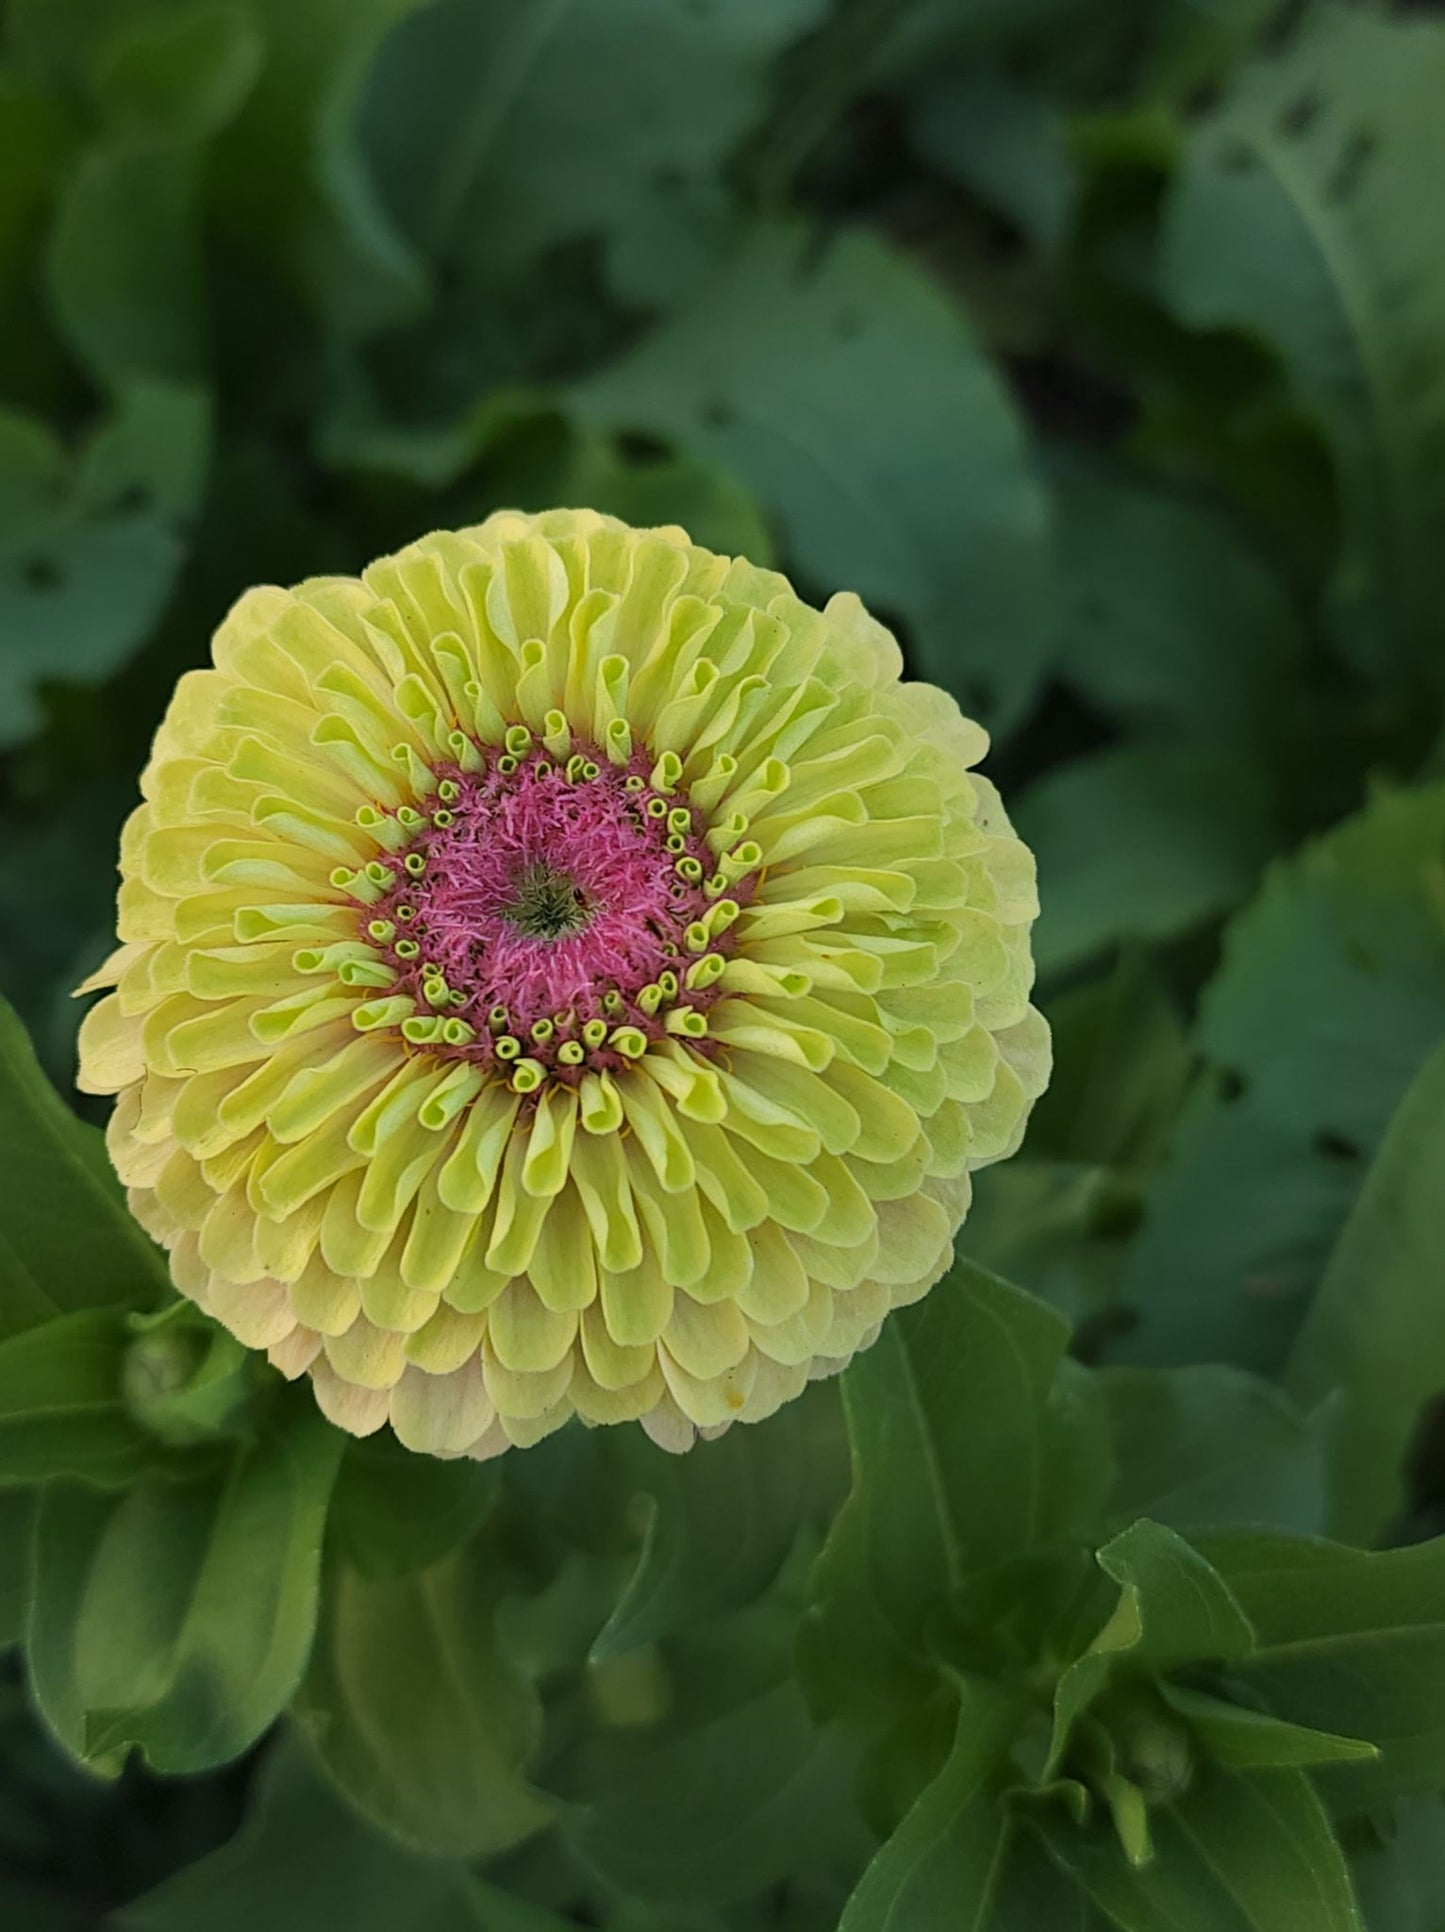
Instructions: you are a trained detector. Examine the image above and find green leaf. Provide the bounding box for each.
[328,1427,500,1579]
[1160,6,1445,681]
[1159,1685,1376,1773]
[0,993,170,1339]
[44,7,261,390]
[362,0,829,307]
[571,1596,860,1907]
[211,0,431,340]
[27,1384,343,1775]
[1286,1037,1445,1542]
[0,1489,35,1647]
[1198,1533,1445,1811]
[1014,744,1278,979]
[574,223,1051,734]
[1049,472,1302,752]
[1096,1520,1256,1677]
[1034,1761,1362,1932]
[837,1675,1021,1932]
[804,1262,1103,1723]
[910,64,1075,248]
[295,1542,552,1858]
[595,1386,845,1659]
[1047,1523,1255,1777]
[1120,782,1445,1372]
[1100,1366,1328,1537]
[1026,953,1191,1171]
[1348,1795,1445,1932]
[0,384,208,747]
[117,1733,567,1932]
[0,1307,176,1488]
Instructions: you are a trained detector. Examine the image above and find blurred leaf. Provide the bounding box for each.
[560,434,775,565]
[211,0,430,339]
[1348,1795,1445,1932]
[45,5,262,389]
[0,1491,35,1647]
[572,1595,860,1907]
[910,64,1075,247]
[1121,781,1445,1371]
[27,1385,342,1775]
[0,383,208,746]
[595,1389,844,1659]
[1016,744,1278,978]
[1161,6,1445,684]
[118,1733,568,1932]
[0,993,170,1340]
[1051,472,1302,752]
[804,1262,1108,1729]
[295,1543,551,1858]
[361,0,828,308]
[1101,1365,1328,1537]
[1026,952,1190,1170]
[1202,1532,1445,1812]
[961,1158,1135,1330]
[1034,1761,1361,1932]
[0,1308,177,1489]
[1287,1037,1445,1543]
[575,223,1051,733]
[837,1674,1020,1931]
[329,1427,500,1580]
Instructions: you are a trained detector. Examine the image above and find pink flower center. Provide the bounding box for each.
[369,742,745,1078]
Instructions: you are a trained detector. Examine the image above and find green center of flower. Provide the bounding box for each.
[500,862,593,941]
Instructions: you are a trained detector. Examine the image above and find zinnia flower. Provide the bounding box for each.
[77,509,1049,1458]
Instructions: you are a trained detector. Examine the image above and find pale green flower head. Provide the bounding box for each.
[77,509,1050,1457]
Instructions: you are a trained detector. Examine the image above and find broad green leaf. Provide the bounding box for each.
[1160,6,1445,681]
[1160,1686,1376,1773]
[960,1159,1135,1332]
[211,0,430,339]
[0,993,170,1338]
[1024,954,1191,1172]
[0,1307,176,1488]
[1035,1761,1361,1932]
[0,384,208,748]
[0,1490,35,1646]
[1197,1534,1445,1811]
[575,223,1051,734]
[838,1675,1021,1931]
[558,433,774,566]
[1014,744,1278,979]
[910,64,1075,248]
[1101,1366,1328,1537]
[804,1262,1099,1724]
[1348,1795,1445,1932]
[595,1385,845,1658]
[1286,1037,1445,1542]
[361,0,828,306]
[1048,472,1301,752]
[27,1385,343,1774]
[295,1543,551,1858]
[1120,783,1445,1372]
[45,7,261,390]
[328,1427,500,1580]
[117,1733,566,1932]
[571,1595,860,1907]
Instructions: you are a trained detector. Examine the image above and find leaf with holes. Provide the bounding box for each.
[1161,6,1445,683]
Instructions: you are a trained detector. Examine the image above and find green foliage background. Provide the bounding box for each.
[5,0,1445,1926]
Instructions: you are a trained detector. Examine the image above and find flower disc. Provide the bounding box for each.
[78,509,1050,1457]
